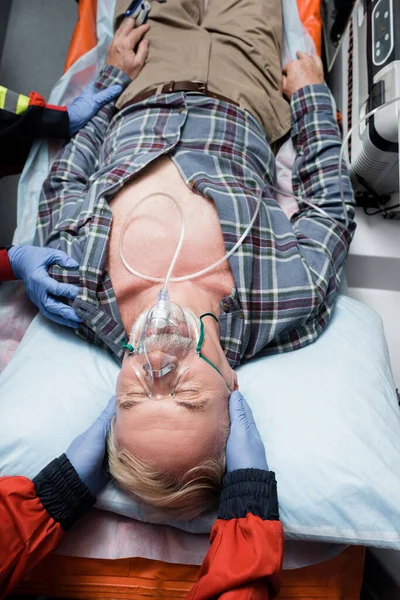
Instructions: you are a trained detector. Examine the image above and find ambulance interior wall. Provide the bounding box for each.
[0,0,77,245]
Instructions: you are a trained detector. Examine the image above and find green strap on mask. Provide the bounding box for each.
[196,313,223,377]
[121,339,134,353]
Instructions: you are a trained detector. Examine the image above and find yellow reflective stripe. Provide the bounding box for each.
[16,93,30,115]
[0,86,7,110]
[0,86,30,114]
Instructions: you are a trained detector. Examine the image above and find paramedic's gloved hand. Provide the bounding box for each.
[226,391,268,473]
[106,17,150,80]
[67,82,123,136]
[7,245,81,329]
[66,396,116,497]
[282,51,324,100]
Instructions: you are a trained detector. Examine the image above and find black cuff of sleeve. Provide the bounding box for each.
[217,469,279,521]
[33,454,96,531]
[30,106,70,139]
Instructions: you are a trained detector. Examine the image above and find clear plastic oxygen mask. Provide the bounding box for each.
[127,296,199,397]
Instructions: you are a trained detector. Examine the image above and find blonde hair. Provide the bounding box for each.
[107,419,227,520]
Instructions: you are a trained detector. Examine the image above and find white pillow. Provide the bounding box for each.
[1,295,399,550]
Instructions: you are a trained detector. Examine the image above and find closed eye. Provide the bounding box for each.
[118,398,142,409]
[177,401,207,413]
[118,398,207,413]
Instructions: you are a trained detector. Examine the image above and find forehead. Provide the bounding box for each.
[116,413,222,475]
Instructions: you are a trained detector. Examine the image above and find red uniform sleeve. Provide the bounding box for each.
[185,514,284,600]
[0,476,64,599]
[0,249,16,281]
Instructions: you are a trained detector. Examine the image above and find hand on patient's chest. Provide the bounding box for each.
[107,157,234,298]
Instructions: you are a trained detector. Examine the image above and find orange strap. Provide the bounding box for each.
[296,0,322,56]
[64,0,98,73]
[16,545,365,599]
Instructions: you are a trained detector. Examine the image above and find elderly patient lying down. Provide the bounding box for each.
[34,0,355,518]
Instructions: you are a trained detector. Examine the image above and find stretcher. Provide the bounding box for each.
[4,0,366,597]
[16,545,365,599]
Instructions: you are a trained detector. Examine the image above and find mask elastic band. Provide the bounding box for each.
[196,313,218,353]
[196,313,223,377]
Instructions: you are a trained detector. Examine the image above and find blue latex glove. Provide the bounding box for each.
[67,82,123,136]
[8,245,81,329]
[226,391,269,472]
[66,396,116,496]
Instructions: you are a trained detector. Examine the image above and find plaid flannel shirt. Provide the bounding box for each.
[35,65,355,366]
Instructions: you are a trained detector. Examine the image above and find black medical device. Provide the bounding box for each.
[125,0,152,25]
[337,0,400,211]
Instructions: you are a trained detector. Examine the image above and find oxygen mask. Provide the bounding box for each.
[125,291,200,397]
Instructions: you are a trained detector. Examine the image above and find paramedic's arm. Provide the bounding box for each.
[186,392,283,600]
[35,19,149,238]
[0,88,69,139]
[283,52,356,299]
[0,397,114,599]
[0,84,122,140]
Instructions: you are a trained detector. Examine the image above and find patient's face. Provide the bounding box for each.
[115,350,231,474]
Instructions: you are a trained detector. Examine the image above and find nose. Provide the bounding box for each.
[146,351,178,373]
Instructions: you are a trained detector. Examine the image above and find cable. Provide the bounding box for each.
[120,192,185,290]
[120,190,263,284]
[364,203,400,217]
